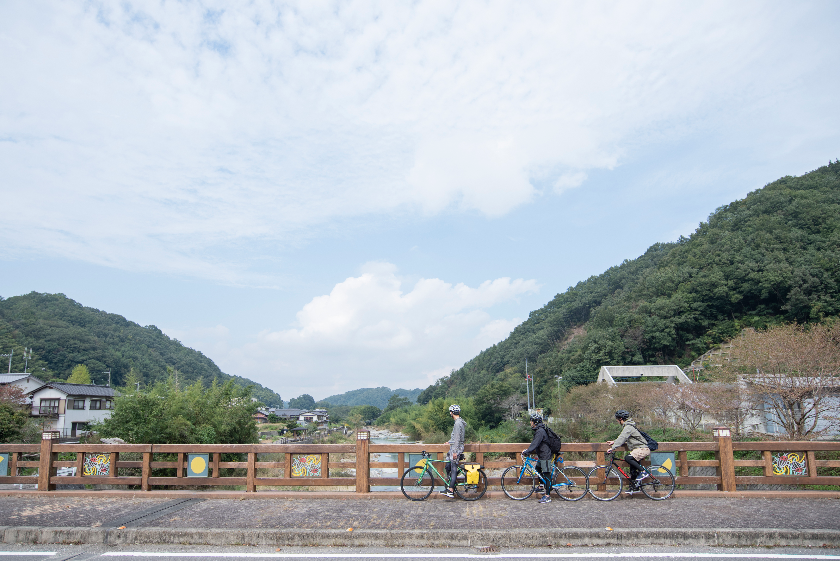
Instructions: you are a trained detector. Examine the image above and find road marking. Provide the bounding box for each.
[0,554,56,556]
[101,553,840,559]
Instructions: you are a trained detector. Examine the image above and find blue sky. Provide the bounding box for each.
[1,1,838,401]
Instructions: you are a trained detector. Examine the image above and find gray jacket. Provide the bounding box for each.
[448,417,466,460]
[612,419,647,451]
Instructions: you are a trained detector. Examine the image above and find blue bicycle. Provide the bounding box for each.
[501,453,588,501]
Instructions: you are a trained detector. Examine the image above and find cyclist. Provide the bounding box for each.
[606,410,651,489]
[440,403,466,498]
[522,413,553,503]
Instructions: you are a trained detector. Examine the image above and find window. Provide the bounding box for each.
[38,399,59,415]
[72,399,85,410]
[90,400,102,410]
[105,400,113,410]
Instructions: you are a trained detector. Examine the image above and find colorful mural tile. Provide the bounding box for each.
[0,453,8,477]
[773,452,807,476]
[82,453,111,476]
[291,454,322,477]
[187,454,210,477]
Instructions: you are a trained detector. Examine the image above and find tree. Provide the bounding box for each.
[93,379,259,444]
[0,385,38,443]
[67,364,92,384]
[382,394,412,415]
[352,405,382,425]
[715,322,840,440]
[289,394,316,410]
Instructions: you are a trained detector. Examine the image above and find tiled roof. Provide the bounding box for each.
[0,374,30,384]
[35,383,117,397]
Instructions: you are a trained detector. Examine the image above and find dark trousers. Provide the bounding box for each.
[624,455,642,480]
[445,458,458,489]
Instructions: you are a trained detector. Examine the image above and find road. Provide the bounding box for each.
[2,545,840,561]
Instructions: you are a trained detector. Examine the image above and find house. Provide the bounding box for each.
[297,408,329,430]
[27,382,118,438]
[0,373,47,395]
[253,411,268,424]
[270,408,305,420]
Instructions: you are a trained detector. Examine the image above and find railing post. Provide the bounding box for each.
[141,449,152,491]
[246,452,256,492]
[38,431,58,491]
[355,430,370,493]
[713,426,736,492]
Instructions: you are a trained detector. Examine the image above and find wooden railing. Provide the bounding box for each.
[0,430,837,493]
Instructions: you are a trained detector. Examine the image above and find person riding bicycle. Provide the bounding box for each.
[522,413,554,503]
[440,404,466,498]
[606,410,651,488]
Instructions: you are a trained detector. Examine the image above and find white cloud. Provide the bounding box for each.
[199,263,538,399]
[1,1,835,282]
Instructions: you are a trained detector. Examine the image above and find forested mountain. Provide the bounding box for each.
[319,386,423,409]
[419,160,840,411]
[0,292,283,406]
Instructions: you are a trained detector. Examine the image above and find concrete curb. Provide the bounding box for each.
[2,526,839,548]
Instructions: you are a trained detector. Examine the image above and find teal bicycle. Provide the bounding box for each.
[400,451,487,501]
[501,453,589,501]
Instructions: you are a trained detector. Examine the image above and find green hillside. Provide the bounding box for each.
[419,160,840,412]
[0,292,283,407]
[319,386,423,409]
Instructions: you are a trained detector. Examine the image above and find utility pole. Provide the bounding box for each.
[24,348,32,373]
[0,350,12,374]
[103,370,111,387]
[526,358,533,412]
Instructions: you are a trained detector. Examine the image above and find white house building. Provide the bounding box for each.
[28,382,118,438]
[0,373,47,395]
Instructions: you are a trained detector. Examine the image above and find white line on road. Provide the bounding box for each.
[0,554,56,556]
[101,553,840,559]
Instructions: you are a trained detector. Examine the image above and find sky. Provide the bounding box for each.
[1,1,839,403]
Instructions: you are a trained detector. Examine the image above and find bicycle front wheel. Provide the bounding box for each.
[454,467,487,501]
[640,465,675,500]
[400,466,434,501]
[501,465,538,500]
[552,466,588,501]
[587,465,623,501]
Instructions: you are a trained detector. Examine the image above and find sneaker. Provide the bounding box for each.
[538,494,551,504]
[439,489,454,497]
[636,473,649,483]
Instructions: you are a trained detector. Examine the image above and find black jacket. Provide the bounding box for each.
[524,422,553,460]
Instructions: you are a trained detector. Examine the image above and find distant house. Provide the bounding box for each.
[0,373,47,395]
[298,408,329,430]
[27,382,118,438]
[270,408,305,420]
[253,411,268,424]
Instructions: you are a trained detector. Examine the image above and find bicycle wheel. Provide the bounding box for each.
[400,466,434,501]
[551,466,588,501]
[501,465,538,500]
[640,465,675,500]
[454,467,487,501]
[587,465,623,501]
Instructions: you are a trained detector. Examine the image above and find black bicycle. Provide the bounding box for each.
[587,452,675,500]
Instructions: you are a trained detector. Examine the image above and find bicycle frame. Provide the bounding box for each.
[413,453,456,488]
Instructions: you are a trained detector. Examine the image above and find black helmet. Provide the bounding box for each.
[615,410,630,421]
[529,413,543,424]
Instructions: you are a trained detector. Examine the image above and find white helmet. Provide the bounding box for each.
[448,404,461,414]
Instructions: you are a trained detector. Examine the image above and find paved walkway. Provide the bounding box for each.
[0,493,838,547]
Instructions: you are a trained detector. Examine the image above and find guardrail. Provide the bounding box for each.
[0,429,837,493]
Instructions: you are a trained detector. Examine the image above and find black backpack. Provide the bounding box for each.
[638,429,658,451]
[544,426,562,454]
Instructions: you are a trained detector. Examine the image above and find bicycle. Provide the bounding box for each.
[587,451,675,500]
[400,451,487,501]
[500,453,588,501]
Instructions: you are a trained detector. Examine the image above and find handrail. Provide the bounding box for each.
[0,432,838,494]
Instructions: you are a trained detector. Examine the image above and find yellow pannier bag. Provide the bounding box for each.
[463,463,482,484]
[415,459,427,468]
